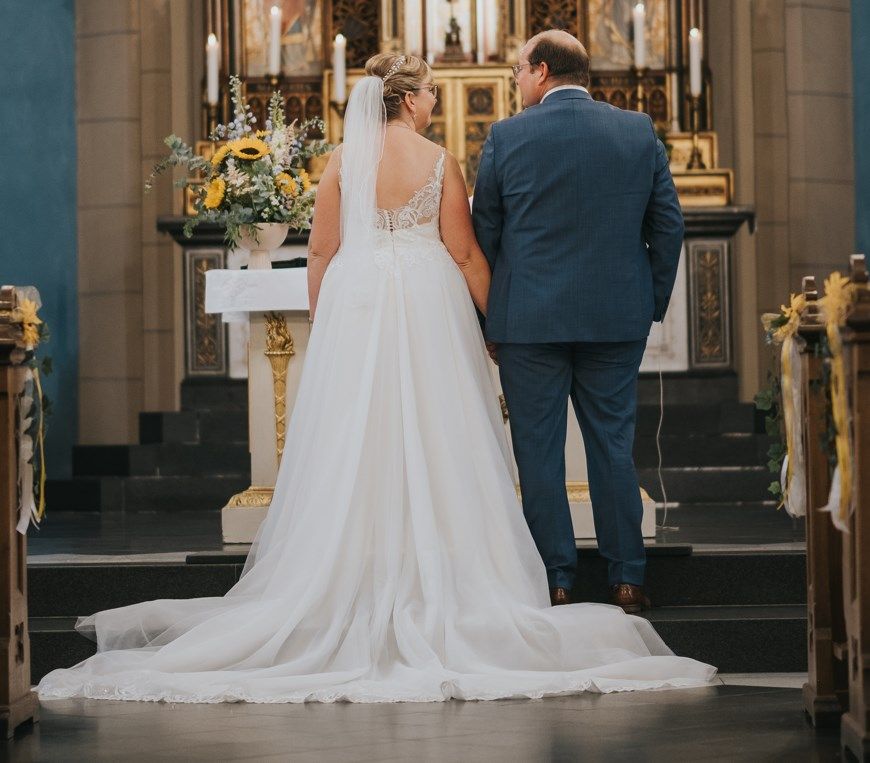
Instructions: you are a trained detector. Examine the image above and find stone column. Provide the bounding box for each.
[76,0,145,443]
[76,1,195,444]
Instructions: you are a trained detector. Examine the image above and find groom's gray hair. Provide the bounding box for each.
[525,30,590,87]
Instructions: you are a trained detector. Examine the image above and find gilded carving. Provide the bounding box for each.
[226,485,274,508]
[264,311,295,463]
[689,243,730,368]
[331,0,379,68]
[187,252,226,375]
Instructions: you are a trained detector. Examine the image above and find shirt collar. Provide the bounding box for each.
[540,85,590,103]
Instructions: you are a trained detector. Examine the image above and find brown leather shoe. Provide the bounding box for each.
[610,583,651,614]
[550,587,572,606]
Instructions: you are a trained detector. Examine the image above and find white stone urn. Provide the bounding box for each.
[238,223,290,270]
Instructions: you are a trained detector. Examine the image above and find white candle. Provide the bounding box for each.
[689,27,703,96]
[476,0,485,64]
[206,33,219,105]
[268,5,282,77]
[633,3,646,70]
[333,34,347,103]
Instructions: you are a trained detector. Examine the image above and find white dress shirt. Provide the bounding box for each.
[540,84,589,103]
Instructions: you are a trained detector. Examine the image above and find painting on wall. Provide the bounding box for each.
[242,0,323,76]
[586,0,667,70]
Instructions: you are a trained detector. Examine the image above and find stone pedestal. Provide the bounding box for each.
[205,268,310,543]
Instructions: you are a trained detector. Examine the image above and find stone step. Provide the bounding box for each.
[180,379,248,412]
[27,550,805,619]
[45,475,249,512]
[648,605,806,673]
[634,402,760,436]
[27,604,806,684]
[73,443,250,477]
[637,466,774,504]
[139,410,248,445]
[636,371,738,406]
[633,433,773,468]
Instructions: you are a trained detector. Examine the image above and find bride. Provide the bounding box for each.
[38,53,715,704]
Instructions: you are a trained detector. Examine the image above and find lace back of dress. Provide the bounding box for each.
[376,150,446,232]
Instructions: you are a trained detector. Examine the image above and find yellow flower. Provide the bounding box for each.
[16,298,41,327]
[211,144,230,166]
[255,130,272,138]
[228,136,270,161]
[275,172,298,197]
[204,177,226,209]
[297,169,312,192]
[14,299,42,347]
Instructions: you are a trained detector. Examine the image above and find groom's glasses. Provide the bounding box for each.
[417,83,438,97]
[511,61,537,78]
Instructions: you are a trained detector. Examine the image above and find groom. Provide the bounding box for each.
[472,30,684,612]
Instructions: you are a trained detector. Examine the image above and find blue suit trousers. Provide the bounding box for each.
[498,339,648,590]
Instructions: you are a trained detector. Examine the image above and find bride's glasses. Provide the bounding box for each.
[417,83,438,98]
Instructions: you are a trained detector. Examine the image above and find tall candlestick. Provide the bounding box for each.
[206,33,219,106]
[268,5,282,77]
[476,0,485,64]
[333,34,347,103]
[633,4,646,70]
[689,27,703,97]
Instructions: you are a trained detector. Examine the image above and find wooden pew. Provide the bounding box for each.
[799,275,848,727]
[0,286,39,737]
[841,254,870,759]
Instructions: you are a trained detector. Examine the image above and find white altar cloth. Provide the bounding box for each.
[205,268,309,323]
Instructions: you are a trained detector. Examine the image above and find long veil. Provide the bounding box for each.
[235,75,388,581]
[336,75,387,258]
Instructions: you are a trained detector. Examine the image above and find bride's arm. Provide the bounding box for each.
[307,149,342,320]
[439,153,491,316]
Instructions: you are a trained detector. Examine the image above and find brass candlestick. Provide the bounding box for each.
[329,100,347,119]
[268,73,280,90]
[206,102,218,137]
[687,94,706,170]
[631,65,648,113]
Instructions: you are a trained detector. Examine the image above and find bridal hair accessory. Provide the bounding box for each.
[382,56,406,81]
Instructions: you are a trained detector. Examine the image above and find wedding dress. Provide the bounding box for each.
[38,79,716,705]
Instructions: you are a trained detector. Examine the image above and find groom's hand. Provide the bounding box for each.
[486,342,499,365]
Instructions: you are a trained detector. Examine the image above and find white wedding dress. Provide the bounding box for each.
[38,137,715,705]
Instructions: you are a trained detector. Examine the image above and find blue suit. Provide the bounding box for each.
[472,88,683,589]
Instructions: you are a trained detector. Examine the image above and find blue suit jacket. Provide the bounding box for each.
[471,88,684,343]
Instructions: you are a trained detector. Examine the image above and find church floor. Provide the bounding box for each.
[8,680,841,762]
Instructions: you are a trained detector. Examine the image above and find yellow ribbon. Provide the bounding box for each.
[32,367,46,523]
[775,293,806,509]
[820,272,856,528]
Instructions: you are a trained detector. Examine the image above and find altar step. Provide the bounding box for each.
[45,475,250,512]
[25,548,807,683]
[46,374,774,513]
[72,442,250,477]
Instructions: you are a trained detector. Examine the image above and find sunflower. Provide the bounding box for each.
[275,172,298,197]
[204,177,226,209]
[210,144,230,166]
[255,129,272,138]
[297,168,312,192]
[228,136,270,160]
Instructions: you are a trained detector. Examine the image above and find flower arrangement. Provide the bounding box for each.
[146,75,330,247]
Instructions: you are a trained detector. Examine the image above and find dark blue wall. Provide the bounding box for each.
[0,2,77,477]
[855,0,870,255]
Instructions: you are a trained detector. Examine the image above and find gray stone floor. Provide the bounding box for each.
[5,679,843,762]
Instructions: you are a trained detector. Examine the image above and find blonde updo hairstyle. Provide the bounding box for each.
[365,53,432,121]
